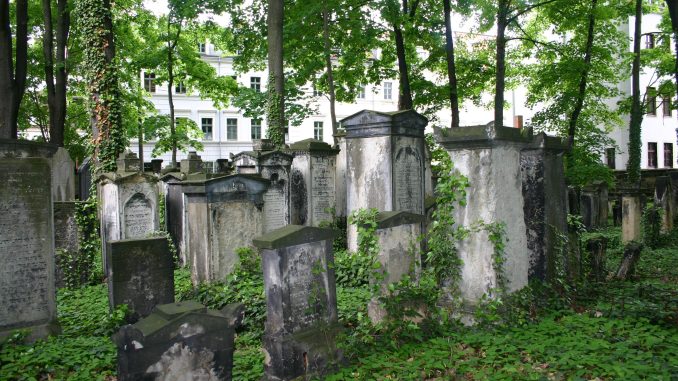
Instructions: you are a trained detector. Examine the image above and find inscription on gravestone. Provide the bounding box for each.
[284,246,326,329]
[264,187,286,232]
[394,147,422,214]
[311,158,334,223]
[124,193,153,238]
[0,160,53,330]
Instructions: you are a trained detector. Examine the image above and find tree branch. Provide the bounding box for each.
[507,0,561,24]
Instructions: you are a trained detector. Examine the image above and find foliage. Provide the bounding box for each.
[641,203,663,249]
[318,207,347,252]
[333,250,372,288]
[64,196,103,288]
[144,115,204,158]
[348,208,380,259]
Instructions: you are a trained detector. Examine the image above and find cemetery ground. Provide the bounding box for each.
[1,226,677,380]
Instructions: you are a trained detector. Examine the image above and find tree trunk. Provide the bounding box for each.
[167,18,178,167]
[566,0,597,154]
[443,0,459,128]
[267,0,285,146]
[42,0,69,147]
[138,117,144,169]
[322,1,338,144]
[494,0,508,130]
[627,0,643,185]
[585,236,607,282]
[394,26,413,110]
[0,0,27,140]
[42,0,56,142]
[615,241,643,280]
[666,0,678,126]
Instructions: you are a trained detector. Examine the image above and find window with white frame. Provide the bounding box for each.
[664,143,674,168]
[314,121,323,141]
[250,77,261,92]
[357,85,365,99]
[383,81,392,100]
[201,117,213,141]
[198,43,206,53]
[175,81,186,94]
[251,119,262,140]
[227,118,238,140]
[663,96,672,117]
[646,87,657,116]
[644,34,655,49]
[143,72,156,92]
[648,142,658,168]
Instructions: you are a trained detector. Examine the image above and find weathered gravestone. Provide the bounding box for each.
[434,124,568,304]
[0,139,59,340]
[51,147,76,202]
[341,110,428,251]
[334,132,347,219]
[54,201,81,288]
[289,139,339,227]
[180,151,204,174]
[366,212,423,324]
[654,176,674,233]
[231,151,259,174]
[182,174,268,284]
[112,300,244,381]
[107,238,175,321]
[253,225,342,381]
[150,159,163,174]
[99,151,160,275]
[259,151,293,233]
[160,172,186,265]
[621,191,643,243]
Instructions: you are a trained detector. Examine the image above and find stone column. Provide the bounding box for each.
[654,176,674,233]
[341,110,428,251]
[0,139,60,341]
[253,225,340,381]
[621,192,642,242]
[289,138,339,227]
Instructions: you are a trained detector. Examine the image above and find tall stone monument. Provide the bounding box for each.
[289,138,339,227]
[0,139,59,340]
[341,110,428,251]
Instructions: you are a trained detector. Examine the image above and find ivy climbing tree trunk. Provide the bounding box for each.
[566,0,597,161]
[0,0,28,140]
[42,0,70,147]
[266,0,285,146]
[627,0,643,186]
[322,0,338,143]
[443,0,459,128]
[78,0,126,172]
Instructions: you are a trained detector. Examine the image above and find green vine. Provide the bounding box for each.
[70,195,103,288]
[265,72,285,147]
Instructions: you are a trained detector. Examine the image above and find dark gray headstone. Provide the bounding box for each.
[151,159,163,174]
[180,151,203,174]
[107,238,174,321]
[117,151,141,173]
[54,201,81,288]
[112,301,244,381]
[253,225,341,381]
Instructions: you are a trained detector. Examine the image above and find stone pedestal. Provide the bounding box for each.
[99,152,160,275]
[434,124,567,303]
[289,139,339,226]
[341,110,428,251]
[654,176,674,233]
[367,212,423,324]
[622,193,642,242]
[107,238,175,321]
[180,151,203,174]
[112,301,244,381]
[0,139,60,341]
[182,174,269,284]
[253,225,340,381]
[54,201,81,288]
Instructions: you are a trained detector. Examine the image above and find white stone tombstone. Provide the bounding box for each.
[340,110,428,251]
[0,139,60,340]
[51,147,76,201]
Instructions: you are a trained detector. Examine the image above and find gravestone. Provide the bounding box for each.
[434,124,567,303]
[334,132,348,218]
[54,201,81,288]
[150,159,163,174]
[216,158,231,173]
[341,110,427,251]
[107,238,174,321]
[654,176,674,233]
[180,151,203,174]
[77,157,93,200]
[622,192,642,242]
[259,151,293,232]
[51,147,76,201]
[112,301,244,381]
[367,212,423,324]
[161,173,186,265]
[231,151,259,174]
[580,193,595,229]
[669,172,678,221]
[289,139,339,226]
[0,139,59,340]
[253,225,341,381]
[99,151,160,274]
[182,174,268,284]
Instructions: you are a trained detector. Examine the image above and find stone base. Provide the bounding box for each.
[0,321,61,344]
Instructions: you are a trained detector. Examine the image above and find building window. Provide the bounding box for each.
[663,96,672,117]
[646,87,656,116]
[644,33,655,49]
[648,142,658,168]
[357,86,365,99]
[198,43,206,53]
[313,84,322,97]
[664,143,674,168]
[314,121,323,141]
[383,81,392,100]
[175,81,186,94]
[201,118,213,141]
[143,72,156,93]
[250,77,261,92]
[605,147,616,169]
[251,119,262,140]
[227,118,238,140]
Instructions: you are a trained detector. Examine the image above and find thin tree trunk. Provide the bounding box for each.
[394,26,413,110]
[42,0,56,142]
[566,0,597,156]
[138,117,144,169]
[322,1,338,144]
[494,0,508,130]
[267,0,285,146]
[627,0,643,185]
[443,0,459,128]
[54,0,69,147]
[167,18,178,167]
[0,0,27,139]
[666,0,678,126]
